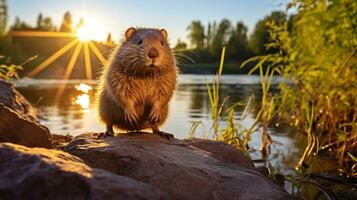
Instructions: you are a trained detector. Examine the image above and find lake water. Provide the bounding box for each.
[14,75,305,177]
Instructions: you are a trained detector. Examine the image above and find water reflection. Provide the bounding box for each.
[74,94,90,110]
[75,83,93,93]
[74,83,92,111]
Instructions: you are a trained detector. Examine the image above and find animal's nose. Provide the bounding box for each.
[148,47,159,58]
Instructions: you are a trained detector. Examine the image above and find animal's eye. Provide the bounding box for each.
[160,40,164,46]
[137,39,143,45]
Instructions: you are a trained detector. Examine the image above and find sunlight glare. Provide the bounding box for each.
[75,83,93,93]
[76,18,107,42]
[76,25,91,42]
[75,94,90,109]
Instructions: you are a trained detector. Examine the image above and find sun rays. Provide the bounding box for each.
[27,39,79,77]
[11,31,110,79]
[11,29,117,102]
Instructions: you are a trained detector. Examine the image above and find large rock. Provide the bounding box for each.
[0,104,52,148]
[65,133,293,200]
[0,143,169,200]
[0,80,37,121]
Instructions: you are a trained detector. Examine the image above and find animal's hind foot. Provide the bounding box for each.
[96,129,114,138]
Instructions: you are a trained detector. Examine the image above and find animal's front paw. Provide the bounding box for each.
[124,107,139,125]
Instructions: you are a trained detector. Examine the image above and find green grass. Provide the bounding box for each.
[188,47,274,159]
[0,55,23,80]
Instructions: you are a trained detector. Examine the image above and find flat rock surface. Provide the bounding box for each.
[0,80,38,121]
[0,143,169,200]
[65,132,294,200]
[0,104,52,148]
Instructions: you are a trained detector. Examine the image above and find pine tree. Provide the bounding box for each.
[0,0,7,35]
[59,11,73,32]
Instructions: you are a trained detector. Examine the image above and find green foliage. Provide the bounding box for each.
[249,11,287,55]
[36,13,56,31]
[0,0,7,36]
[182,19,252,64]
[173,39,187,50]
[243,0,357,171]
[59,11,73,32]
[190,47,263,159]
[11,13,60,32]
[0,56,22,80]
[11,16,32,31]
[227,22,252,60]
[210,19,231,57]
[182,19,252,63]
[187,21,205,49]
[181,13,289,65]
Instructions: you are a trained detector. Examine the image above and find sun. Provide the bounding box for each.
[76,25,91,42]
[10,15,114,102]
[76,18,107,42]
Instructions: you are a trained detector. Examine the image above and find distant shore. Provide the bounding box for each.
[178,62,257,74]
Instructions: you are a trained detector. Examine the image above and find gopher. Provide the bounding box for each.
[97,27,177,139]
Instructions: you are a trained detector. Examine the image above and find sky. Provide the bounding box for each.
[7,0,288,45]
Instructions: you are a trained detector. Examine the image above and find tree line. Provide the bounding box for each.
[10,11,114,43]
[11,11,75,32]
[4,9,293,71]
[175,11,292,63]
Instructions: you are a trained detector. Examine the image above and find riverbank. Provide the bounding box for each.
[0,79,292,199]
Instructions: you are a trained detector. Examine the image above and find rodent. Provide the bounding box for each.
[97,27,178,139]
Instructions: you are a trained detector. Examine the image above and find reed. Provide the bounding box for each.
[241,2,357,175]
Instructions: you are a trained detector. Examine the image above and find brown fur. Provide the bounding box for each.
[97,28,177,134]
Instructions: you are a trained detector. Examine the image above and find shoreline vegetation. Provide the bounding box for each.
[188,0,356,198]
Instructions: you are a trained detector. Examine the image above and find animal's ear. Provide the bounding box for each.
[160,29,168,40]
[125,27,137,39]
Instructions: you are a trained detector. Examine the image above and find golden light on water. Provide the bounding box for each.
[75,83,93,93]
[75,94,90,110]
[74,83,92,110]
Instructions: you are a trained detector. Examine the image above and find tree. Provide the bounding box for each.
[0,0,7,35]
[106,33,115,46]
[210,19,231,58]
[36,13,43,30]
[249,11,287,55]
[75,18,84,31]
[36,13,55,31]
[206,22,212,49]
[227,21,251,60]
[174,39,187,50]
[11,16,32,31]
[187,20,205,49]
[59,11,73,32]
[42,17,55,31]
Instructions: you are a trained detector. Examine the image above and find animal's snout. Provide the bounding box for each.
[148,47,159,59]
